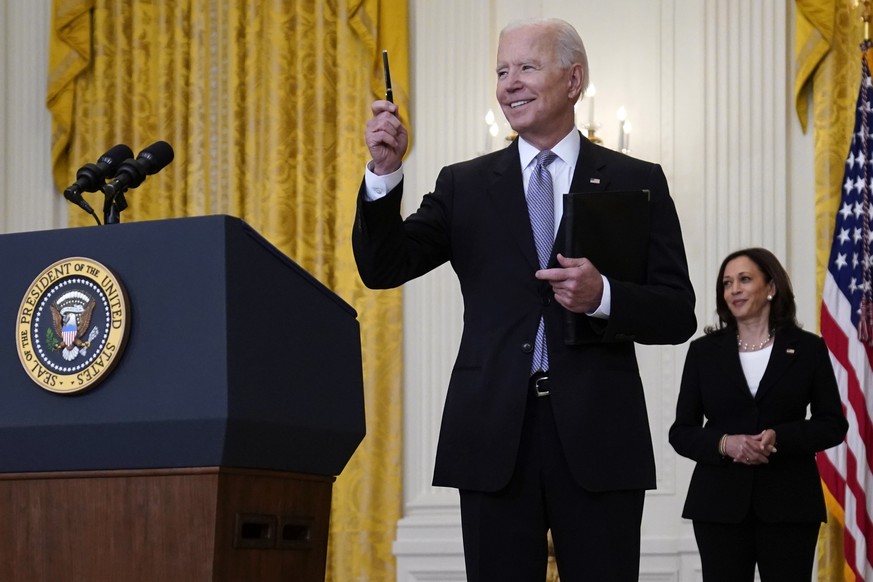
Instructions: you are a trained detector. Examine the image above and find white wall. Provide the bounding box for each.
[1,1,816,580]
[397,1,814,581]
[1,0,66,234]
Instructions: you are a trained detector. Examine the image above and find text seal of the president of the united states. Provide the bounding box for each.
[16,257,130,394]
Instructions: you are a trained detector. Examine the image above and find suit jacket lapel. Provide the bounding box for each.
[553,134,610,264]
[570,134,610,193]
[710,330,752,398]
[755,328,800,402]
[489,134,613,271]
[712,327,799,402]
[486,140,541,270]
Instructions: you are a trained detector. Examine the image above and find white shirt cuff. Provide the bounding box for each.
[586,275,611,319]
[364,161,404,201]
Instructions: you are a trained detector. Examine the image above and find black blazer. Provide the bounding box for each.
[669,326,848,523]
[354,134,696,492]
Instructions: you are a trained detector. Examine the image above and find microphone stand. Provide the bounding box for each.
[103,190,128,225]
[85,207,102,226]
[63,191,103,225]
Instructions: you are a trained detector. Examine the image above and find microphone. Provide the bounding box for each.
[63,144,134,216]
[102,141,175,200]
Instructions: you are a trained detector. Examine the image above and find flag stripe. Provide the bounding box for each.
[821,298,873,472]
[819,41,873,580]
[818,456,847,514]
[821,293,873,573]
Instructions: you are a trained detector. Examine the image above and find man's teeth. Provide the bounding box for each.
[510,100,530,108]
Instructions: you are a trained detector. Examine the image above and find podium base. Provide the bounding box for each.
[0,467,333,582]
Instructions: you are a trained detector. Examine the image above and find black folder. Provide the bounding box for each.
[561,189,651,344]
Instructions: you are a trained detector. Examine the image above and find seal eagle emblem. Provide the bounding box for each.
[51,291,99,361]
[16,257,130,394]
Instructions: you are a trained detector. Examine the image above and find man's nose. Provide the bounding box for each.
[503,71,521,89]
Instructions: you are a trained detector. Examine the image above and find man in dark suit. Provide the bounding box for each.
[353,17,696,581]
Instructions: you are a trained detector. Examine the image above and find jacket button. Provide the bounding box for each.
[542,296,551,305]
[521,342,533,353]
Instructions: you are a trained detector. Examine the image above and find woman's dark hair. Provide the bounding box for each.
[705,247,798,334]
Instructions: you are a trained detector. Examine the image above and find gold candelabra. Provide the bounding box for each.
[584,127,603,145]
[858,0,872,40]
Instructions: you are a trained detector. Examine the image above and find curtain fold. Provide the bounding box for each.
[796,0,859,306]
[47,2,406,580]
[795,1,863,580]
[47,0,95,193]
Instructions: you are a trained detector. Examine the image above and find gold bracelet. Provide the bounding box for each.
[719,434,728,457]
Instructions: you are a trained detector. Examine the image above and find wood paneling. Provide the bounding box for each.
[0,467,333,582]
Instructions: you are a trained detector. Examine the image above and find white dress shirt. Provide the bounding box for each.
[363,128,611,317]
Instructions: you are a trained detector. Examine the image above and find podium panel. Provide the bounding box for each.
[0,216,366,581]
[0,215,365,475]
[0,468,333,582]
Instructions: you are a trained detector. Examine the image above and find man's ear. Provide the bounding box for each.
[568,64,584,100]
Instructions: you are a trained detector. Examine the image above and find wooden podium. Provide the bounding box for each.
[0,216,366,582]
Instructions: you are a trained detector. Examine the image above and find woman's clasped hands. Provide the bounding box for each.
[723,429,777,465]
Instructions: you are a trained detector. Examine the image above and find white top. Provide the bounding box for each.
[738,344,773,396]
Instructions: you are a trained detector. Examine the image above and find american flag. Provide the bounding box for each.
[819,41,873,581]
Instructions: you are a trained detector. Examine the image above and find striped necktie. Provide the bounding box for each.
[527,150,557,372]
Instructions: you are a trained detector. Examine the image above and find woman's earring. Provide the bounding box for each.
[767,294,773,302]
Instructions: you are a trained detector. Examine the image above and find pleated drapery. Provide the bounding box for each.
[48,1,408,579]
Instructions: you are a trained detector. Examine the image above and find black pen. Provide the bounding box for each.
[382,49,394,103]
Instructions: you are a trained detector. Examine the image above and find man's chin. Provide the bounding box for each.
[504,118,528,136]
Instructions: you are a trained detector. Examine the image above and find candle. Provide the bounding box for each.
[616,106,627,151]
[622,121,632,153]
[585,84,597,127]
[485,109,496,152]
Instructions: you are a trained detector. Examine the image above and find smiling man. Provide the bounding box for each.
[496,22,585,152]
[353,18,696,581]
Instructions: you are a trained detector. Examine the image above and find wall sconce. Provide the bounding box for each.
[578,85,603,145]
[621,120,632,154]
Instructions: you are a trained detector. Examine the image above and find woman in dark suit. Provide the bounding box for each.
[669,247,847,581]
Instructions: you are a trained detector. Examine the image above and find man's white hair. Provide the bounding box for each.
[499,18,590,98]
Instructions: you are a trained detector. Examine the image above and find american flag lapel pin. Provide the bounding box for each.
[786,348,795,354]
[590,178,601,184]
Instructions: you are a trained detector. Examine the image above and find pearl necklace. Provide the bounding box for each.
[737,330,773,352]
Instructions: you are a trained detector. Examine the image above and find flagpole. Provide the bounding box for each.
[862,0,872,41]
[861,1,873,86]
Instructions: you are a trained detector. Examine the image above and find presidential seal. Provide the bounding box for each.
[16,257,130,394]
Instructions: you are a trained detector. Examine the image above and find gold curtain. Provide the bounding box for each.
[795,0,861,580]
[47,1,407,580]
